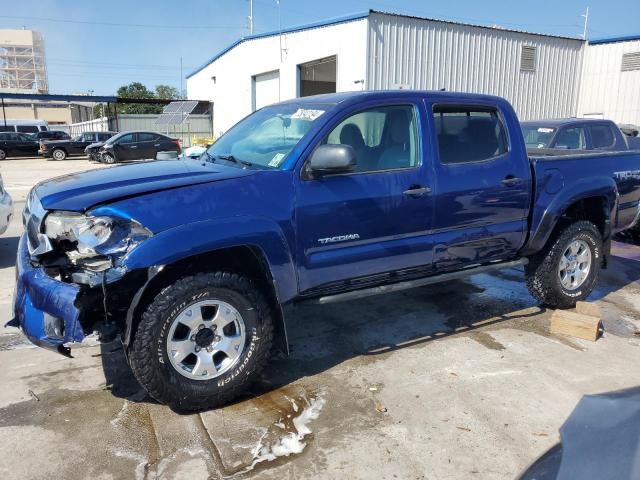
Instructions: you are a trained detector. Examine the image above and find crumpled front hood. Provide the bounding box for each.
[35,159,256,211]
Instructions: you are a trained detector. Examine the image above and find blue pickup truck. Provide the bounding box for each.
[10,91,640,411]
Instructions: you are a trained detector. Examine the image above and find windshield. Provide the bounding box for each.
[206,103,331,169]
[522,125,556,148]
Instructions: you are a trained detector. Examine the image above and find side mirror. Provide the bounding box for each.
[309,144,357,175]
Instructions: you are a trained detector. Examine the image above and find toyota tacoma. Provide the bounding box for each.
[9,91,640,411]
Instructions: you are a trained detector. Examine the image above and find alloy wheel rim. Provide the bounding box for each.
[54,150,64,160]
[558,239,592,290]
[0,150,5,160]
[166,299,246,380]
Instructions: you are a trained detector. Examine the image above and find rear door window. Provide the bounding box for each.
[433,106,508,164]
[138,133,156,142]
[588,125,615,149]
[553,127,586,150]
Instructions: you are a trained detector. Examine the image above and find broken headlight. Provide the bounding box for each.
[44,211,152,279]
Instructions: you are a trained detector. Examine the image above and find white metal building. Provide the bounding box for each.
[187,10,588,133]
[578,35,640,125]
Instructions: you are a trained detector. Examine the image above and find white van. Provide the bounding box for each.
[0,119,49,134]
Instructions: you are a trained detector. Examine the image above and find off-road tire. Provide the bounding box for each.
[525,221,602,309]
[129,272,274,412]
[52,148,67,161]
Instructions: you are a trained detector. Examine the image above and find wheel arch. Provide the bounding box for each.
[120,219,297,355]
[522,177,617,257]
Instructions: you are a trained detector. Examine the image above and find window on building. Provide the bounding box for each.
[621,52,640,72]
[299,56,337,97]
[520,45,537,72]
[433,106,508,164]
[588,125,615,149]
[324,105,419,173]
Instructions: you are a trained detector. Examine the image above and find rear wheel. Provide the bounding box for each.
[525,221,602,308]
[129,272,274,412]
[0,149,5,160]
[52,149,67,161]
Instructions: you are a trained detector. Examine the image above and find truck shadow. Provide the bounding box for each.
[98,246,640,411]
[98,272,546,409]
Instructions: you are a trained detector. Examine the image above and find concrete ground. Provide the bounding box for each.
[0,157,639,480]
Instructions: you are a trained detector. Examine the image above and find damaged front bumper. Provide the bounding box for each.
[9,234,86,354]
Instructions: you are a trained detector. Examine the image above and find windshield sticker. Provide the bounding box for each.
[537,128,554,133]
[268,153,286,167]
[291,108,325,121]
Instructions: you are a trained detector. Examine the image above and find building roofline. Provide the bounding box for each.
[187,9,586,80]
[589,34,640,45]
[186,11,370,79]
[371,10,584,42]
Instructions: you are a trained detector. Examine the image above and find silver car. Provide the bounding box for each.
[0,173,13,235]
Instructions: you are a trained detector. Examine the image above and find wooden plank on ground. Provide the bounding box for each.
[549,309,601,342]
[575,301,601,318]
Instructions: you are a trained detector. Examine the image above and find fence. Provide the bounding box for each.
[66,114,214,147]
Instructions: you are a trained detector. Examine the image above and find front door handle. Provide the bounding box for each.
[403,185,432,197]
[501,176,523,187]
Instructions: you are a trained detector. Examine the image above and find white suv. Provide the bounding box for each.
[0,174,13,235]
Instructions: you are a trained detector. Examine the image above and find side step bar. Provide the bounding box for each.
[314,258,529,305]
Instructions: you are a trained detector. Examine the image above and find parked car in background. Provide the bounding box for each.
[0,132,39,160]
[11,91,640,411]
[521,119,633,153]
[0,119,49,134]
[619,124,639,138]
[85,141,106,162]
[98,131,181,163]
[0,173,13,235]
[40,131,116,160]
[30,131,71,141]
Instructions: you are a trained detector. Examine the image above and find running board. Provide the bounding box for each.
[314,258,528,305]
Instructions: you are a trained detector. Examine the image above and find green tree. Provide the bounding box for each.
[155,84,180,100]
[116,82,161,114]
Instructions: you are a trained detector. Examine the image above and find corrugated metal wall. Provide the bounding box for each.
[578,40,640,125]
[367,13,584,120]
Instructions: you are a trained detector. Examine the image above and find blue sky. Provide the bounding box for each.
[1,0,638,95]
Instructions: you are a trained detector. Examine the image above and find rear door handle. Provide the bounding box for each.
[501,176,523,187]
[403,186,432,197]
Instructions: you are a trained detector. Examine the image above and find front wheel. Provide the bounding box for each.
[102,153,115,164]
[129,272,274,412]
[525,221,602,309]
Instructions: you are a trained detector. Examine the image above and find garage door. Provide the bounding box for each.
[252,70,280,111]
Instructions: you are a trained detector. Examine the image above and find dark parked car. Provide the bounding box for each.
[521,118,631,153]
[30,130,71,141]
[40,131,115,160]
[0,132,39,160]
[85,141,106,162]
[98,131,181,163]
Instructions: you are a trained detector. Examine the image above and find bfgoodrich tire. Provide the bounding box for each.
[525,221,602,309]
[129,272,274,412]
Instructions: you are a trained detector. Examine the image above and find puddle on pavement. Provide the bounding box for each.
[200,383,326,478]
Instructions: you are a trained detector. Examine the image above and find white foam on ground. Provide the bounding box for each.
[235,394,326,476]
